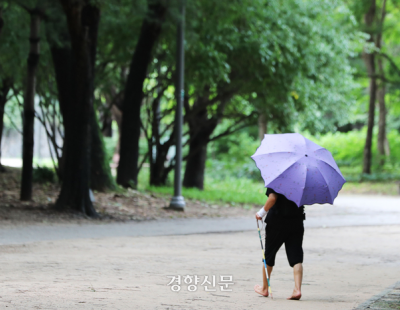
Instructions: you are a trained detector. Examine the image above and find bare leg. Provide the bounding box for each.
[254,265,273,297]
[287,263,302,300]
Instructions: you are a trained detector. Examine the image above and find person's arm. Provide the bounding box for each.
[255,193,278,220]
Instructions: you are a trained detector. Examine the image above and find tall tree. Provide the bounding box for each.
[376,0,388,166]
[48,32,72,179]
[47,4,115,191]
[147,79,176,186]
[20,6,41,201]
[362,0,377,175]
[183,91,236,189]
[85,4,116,191]
[55,0,97,216]
[117,0,167,188]
[0,2,27,173]
[180,0,356,189]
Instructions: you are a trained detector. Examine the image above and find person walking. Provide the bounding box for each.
[251,133,346,300]
[254,187,305,300]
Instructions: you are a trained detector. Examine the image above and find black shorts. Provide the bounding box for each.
[263,218,304,268]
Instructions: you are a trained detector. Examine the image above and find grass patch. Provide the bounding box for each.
[138,167,399,206]
[341,182,399,196]
[147,178,267,206]
[138,167,266,205]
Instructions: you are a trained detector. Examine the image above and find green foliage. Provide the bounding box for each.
[209,131,259,165]
[346,172,400,182]
[269,0,360,134]
[305,128,400,168]
[303,128,400,182]
[2,0,398,198]
[32,166,56,184]
[0,2,28,82]
[103,137,117,163]
[96,0,146,93]
[206,130,262,180]
[207,127,400,183]
[137,0,360,159]
[185,0,358,133]
[347,0,400,140]
[141,168,400,207]
[144,175,400,205]
[138,166,266,205]
[341,182,399,195]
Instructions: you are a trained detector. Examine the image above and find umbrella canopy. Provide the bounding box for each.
[251,133,346,207]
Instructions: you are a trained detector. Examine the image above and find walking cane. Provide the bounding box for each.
[257,219,273,299]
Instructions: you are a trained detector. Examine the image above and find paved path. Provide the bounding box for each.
[0,195,399,310]
[1,226,399,309]
[0,195,399,245]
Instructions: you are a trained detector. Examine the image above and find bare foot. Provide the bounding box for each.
[287,289,301,300]
[254,284,269,297]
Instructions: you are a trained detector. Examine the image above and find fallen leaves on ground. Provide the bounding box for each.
[0,166,258,226]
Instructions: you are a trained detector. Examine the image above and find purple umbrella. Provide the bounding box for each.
[251,133,346,207]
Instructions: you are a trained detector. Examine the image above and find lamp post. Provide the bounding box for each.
[168,0,186,211]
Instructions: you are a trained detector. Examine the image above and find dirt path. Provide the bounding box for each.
[0,225,399,309]
[0,166,260,226]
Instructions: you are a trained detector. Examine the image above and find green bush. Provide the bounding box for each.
[206,131,262,180]
[346,172,400,182]
[206,128,400,182]
[305,128,400,170]
[209,132,260,165]
[305,129,366,166]
[32,166,57,184]
[205,159,262,181]
[103,136,117,163]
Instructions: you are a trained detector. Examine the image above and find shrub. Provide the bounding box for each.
[32,166,57,184]
[305,128,400,169]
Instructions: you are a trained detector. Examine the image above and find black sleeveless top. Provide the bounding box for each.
[265,188,305,223]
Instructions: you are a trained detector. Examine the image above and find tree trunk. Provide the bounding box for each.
[384,135,390,156]
[148,92,175,186]
[362,0,376,175]
[117,0,167,188]
[0,79,12,172]
[183,91,232,190]
[21,11,41,201]
[49,8,115,191]
[183,97,219,189]
[101,112,112,137]
[362,68,376,174]
[376,1,388,167]
[258,112,267,141]
[84,4,116,191]
[55,1,97,216]
[183,130,211,189]
[150,141,174,186]
[377,80,387,166]
[50,44,72,180]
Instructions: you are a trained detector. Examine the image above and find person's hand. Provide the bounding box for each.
[255,213,262,220]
